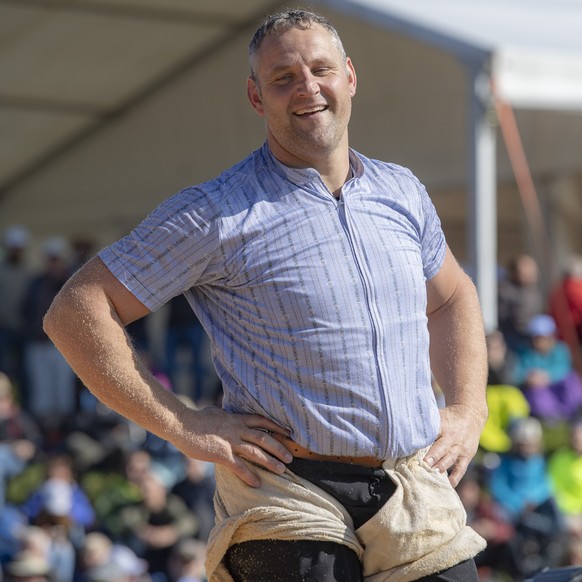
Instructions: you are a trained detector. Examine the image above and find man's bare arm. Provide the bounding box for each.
[424,247,488,487]
[43,256,292,487]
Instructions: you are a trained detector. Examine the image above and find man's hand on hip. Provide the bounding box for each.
[175,406,293,488]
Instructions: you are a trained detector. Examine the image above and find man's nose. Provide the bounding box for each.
[295,71,319,96]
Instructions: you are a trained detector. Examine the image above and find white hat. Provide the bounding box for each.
[6,551,52,577]
[3,225,30,249]
[510,417,543,444]
[110,544,148,576]
[41,237,68,258]
[40,478,73,516]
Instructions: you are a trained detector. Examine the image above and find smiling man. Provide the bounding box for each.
[44,9,488,582]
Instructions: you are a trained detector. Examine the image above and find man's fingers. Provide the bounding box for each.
[243,428,293,464]
[448,457,469,488]
[244,414,291,436]
[230,458,262,488]
[237,441,288,474]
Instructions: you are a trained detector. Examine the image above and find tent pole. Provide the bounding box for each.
[468,66,497,333]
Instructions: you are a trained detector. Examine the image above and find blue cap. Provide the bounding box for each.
[526,314,556,337]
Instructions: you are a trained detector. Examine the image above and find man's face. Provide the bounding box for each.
[247,24,357,168]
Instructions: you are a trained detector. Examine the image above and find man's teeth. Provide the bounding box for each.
[296,106,326,116]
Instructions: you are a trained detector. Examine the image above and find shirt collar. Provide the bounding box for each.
[261,142,364,185]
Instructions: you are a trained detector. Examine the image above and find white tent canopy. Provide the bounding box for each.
[3,0,582,331]
[328,0,582,109]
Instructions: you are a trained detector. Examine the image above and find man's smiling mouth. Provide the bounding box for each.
[294,105,328,116]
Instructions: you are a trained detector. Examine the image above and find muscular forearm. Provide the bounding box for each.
[43,258,293,488]
[43,266,188,445]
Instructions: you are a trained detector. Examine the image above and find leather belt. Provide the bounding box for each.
[274,434,384,469]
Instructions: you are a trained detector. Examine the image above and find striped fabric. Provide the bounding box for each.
[100,143,446,459]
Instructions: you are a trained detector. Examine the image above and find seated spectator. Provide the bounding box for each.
[118,470,198,578]
[0,373,38,519]
[512,314,582,421]
[480,383,530,454]
[20,453,95,548]
[457,468,519,580]
[0,440,36,514]
[489,417,565,576]
[0,372,41,447]
[77,531,114,580]
[17,524,73,582]
[480,330,530,453]
[109,544,150,582]
[78,533,152,582]
[167,539,208,582]
[171,456,216,542]
[0,375,37,562]
[548,418,582,536]
[4,549,52,582]
[87,450,152,540]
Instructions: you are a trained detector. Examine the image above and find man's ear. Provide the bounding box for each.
[247,77,265,116]
[346,57,357,98]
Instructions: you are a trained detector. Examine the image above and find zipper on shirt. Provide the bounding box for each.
[335,190,391,456]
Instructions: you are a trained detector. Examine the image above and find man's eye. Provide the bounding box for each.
[274,75,292,84]
[314,67,331,75]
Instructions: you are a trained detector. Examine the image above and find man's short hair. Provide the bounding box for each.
[248,9,347,81]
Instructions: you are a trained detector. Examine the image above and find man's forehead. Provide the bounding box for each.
[255,26,339,71]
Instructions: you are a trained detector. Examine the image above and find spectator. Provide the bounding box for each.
[498,254,544,351]
[486,329,515,386]
[78,534,151,582]
[21,238,75,428]
[513,314,582,421]
[457,468,519,580]
[549,255,582,347]
[167,539,208,582]
[171,455,215,542]
[489,417,565,577]
[88,448,152,540]
[480,329,530,453]
[109,544,150,582]
[548,418,582,536]
[0,373,38,513]
[21,453,95,545]
[17,524,73,582]
[4,549,52,582]
[0,372,41,447]
[117,470,197,578]
[0,225,32,394]
[479,384,530,454]
[77,532,114,580]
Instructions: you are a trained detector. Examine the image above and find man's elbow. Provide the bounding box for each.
[43,287,72,343]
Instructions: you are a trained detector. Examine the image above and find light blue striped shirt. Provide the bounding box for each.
[100,143,446,459]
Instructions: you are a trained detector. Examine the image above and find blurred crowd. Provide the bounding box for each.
[2,224,582,581]
[0,226,218,582]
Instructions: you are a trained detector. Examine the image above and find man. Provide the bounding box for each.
[44,9,488,581]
